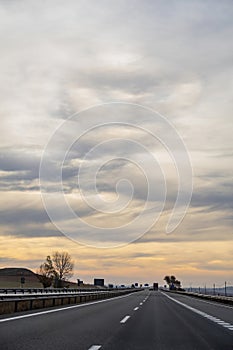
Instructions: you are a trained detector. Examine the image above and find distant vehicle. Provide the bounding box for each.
[153,282,159,291]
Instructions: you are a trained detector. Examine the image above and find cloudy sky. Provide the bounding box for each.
[0,0,232,287]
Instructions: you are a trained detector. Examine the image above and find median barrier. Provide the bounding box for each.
[54,298,62,306]
[61,297,69,305]
[0,289,141,315]
[43,298,54,308]
[15,300,31,312]
[75,295,81,303]
[69,297,76,304]
[31,298,44,309]
[0,300,15,314]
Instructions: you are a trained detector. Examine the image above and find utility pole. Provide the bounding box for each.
[213,283,215,295]
[204,284,206,294]
[225,281,227,296]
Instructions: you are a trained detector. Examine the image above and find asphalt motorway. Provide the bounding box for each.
[0,290,232,350]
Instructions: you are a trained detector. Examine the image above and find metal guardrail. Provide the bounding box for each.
[0,288,141,300]
[161,288,233,305]
[0,288,106,294]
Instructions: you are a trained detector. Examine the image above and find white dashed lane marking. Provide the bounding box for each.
[120,315,130,324]
[134,307,139,311]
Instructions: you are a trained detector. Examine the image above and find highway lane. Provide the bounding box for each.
[0,290,232,349]
[104,291,233,350]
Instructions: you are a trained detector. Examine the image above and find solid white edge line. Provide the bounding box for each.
[0,292,136,323]
[120,315,130,324]
[162,292,233,331]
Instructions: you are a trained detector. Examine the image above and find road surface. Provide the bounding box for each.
[0,290,232,349]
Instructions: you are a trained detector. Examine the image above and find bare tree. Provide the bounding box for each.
[38,252,74,288]
[52,251,74,281]
[37,259,53,288]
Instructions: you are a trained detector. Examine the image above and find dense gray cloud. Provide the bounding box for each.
[0,0,232,246]
[0,206,50,225]
[0,150,38,173]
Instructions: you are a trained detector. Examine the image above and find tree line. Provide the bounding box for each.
[164,275,183,290]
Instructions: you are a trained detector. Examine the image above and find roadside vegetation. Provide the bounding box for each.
[37,251,74,288]
[164,275,184,291]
